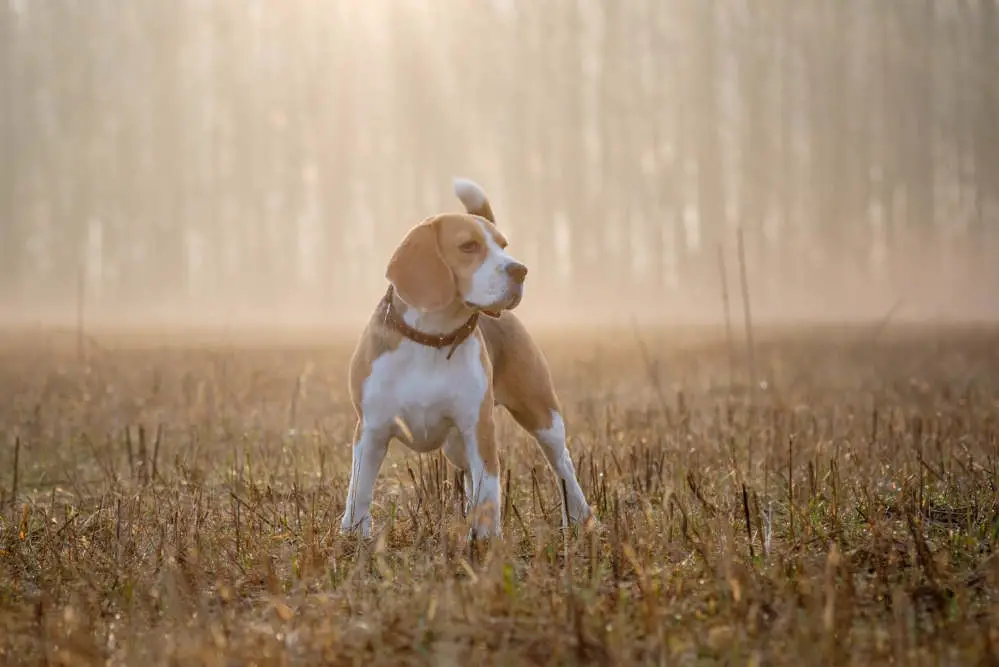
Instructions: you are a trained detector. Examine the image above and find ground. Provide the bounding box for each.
[1,322,997,666]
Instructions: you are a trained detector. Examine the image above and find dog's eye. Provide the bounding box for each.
[459,240,481,253]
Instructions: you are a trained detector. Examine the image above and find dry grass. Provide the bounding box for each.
[1,323,998,666]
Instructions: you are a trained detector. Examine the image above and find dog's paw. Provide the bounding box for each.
[466,505,502,542]
[467,524,502,542]
[339,514,372,539]
[579,511,602,534]
[568,505,601,534]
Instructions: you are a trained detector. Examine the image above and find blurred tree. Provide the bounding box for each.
[972,1,998,251]
[0,6,21,301]
[689,0,724,292]
[903,0,937,262]
[0,0,995,323]
[736,1,772,291]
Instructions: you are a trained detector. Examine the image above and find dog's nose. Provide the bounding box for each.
[505,262,528,284]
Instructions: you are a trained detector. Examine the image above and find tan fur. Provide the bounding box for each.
[479,313,560,433]
[385,213,508,315]
[464,197,495,224]
[463,188,560,433]
[455,188,515,320]
[385,219,455,312]
[475,331,500,476]
[348,302,404,426]
[435,214,507,302]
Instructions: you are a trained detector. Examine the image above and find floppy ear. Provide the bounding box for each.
[385,221,456,312]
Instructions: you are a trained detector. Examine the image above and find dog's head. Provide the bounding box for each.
[385,180,526,316]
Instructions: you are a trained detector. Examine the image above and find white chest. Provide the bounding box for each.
[362,338,487,451]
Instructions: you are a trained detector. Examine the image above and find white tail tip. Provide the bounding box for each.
[453,177,488,212]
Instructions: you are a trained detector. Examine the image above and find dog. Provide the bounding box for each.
[340,177,593,538]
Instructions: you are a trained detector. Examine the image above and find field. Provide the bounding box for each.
[1,322,998,666]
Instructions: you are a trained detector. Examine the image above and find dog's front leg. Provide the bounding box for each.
[442,431,474,514]
[460,417,501,539]
[340,420,390,538]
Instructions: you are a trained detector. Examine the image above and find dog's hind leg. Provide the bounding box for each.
[509,404,592,528]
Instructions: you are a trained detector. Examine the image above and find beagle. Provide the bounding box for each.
[340,178,593,538]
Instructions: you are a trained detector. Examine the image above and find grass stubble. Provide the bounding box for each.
[0,323,998,666]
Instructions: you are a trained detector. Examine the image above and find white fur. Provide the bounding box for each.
[340,334,501,538]
[535,411,591,526]
[453,177,489,214]
[465,218,522,311]
[463,430,501,535]
[440,429,501,530]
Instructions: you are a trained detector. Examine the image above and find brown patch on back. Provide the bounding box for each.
[478,312,560,434]
[475,330,500,476]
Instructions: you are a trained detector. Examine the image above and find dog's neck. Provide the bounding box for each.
[390,289,476,336]
[381,286,479,360]
[379,286,480,360]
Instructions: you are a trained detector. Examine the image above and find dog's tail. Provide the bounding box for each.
[453,177,496,224]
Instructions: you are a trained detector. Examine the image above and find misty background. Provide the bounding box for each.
[2,0,997,331]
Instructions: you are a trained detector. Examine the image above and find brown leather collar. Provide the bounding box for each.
[381,285,479,360]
